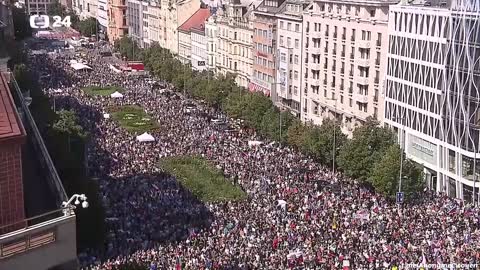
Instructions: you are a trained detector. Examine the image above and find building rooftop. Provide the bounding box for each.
[0,73,24,141]
[178,8,211,33]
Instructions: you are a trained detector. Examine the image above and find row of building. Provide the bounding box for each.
[20,0,480,200]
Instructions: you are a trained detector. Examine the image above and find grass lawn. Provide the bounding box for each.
[82,86,123,96]
[109,105,159,133]
[160,156,247,203]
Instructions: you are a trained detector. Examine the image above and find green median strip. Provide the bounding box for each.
[159,156,247,203]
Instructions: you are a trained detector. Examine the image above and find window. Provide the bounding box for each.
[287,37,292,47]
[280,21,284,29]
[280,35,284,46]
[294,71,299,80]
[295,39,300,49]
[370,9,376,18]
[287,22,292,31]
[295,24,300,32]
[294,55,299,64]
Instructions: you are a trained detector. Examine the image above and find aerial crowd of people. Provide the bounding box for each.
[29,43,480,270]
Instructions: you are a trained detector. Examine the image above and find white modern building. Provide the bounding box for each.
[275,0,308,116]
[216,0,258,88]
[385,0,480,201]
[127,0,144,46]
[97,0,108,35]
[301,0,394,136]
[191,27,208,70]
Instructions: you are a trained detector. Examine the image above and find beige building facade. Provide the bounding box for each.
[147,2,161,44]
[157,0,201,54]
[215,0,258,88]
[205,15,218,70]
[301,0,394,136]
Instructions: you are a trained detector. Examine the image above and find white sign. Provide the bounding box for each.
[408,134,437,165]
[30,15,72,29]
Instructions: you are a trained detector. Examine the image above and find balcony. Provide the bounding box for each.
[310,79,321,86]
[357,58,369,67]
[309,46,322,55]
[309,62,322,70]
[357,76,369,85]
[358,40,371,49]
[354,92,369,103]
[0,211,77,270]
[0,73,77,270]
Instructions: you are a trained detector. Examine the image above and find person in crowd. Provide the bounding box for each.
[29,48,480,270]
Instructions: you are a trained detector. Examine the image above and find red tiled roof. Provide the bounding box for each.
[0,73,24,141]
[178,8,210,33]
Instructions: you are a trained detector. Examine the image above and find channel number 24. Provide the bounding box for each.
[30,15,71,29]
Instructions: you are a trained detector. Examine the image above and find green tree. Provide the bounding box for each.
[76,17,97,36]
[47,0,67,16]
[337,117,395,182]
[115,36,142,61]
[368,144,424,199]
[12,7,32,40]
[53,110,88,138]
[14,64,34,92]
[286,119,308,148]
[295,119,346,165]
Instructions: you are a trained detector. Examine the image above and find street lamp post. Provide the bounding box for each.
[326,98,338,175]
[62,194,89,215]
[392,117,406,195]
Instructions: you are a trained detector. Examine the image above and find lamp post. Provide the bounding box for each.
[326,97,338,175]
[62,194,89,215]
[392,116,406,196]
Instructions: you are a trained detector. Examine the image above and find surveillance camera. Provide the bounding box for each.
[82,201,89,209]
[74,199,80,205]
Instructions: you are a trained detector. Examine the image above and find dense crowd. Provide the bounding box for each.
[30,45,480,270]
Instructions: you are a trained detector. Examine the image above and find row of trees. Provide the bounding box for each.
[117,37,425,200]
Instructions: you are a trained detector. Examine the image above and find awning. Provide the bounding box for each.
[110,91,123,98]
[71,62,92,70]
[136,132,155,142]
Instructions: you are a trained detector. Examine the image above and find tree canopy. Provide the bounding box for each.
[114,37,426,200]
[76,17,98,37]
